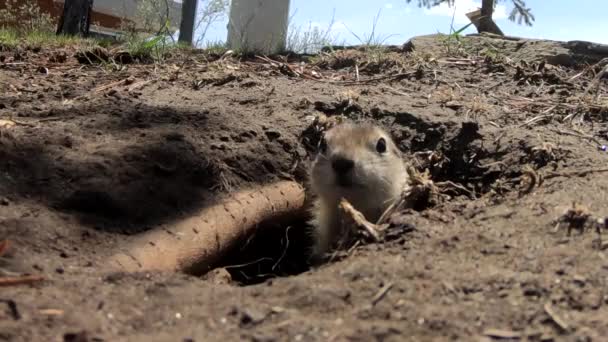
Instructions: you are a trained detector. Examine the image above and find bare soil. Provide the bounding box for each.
[1,34,608,341]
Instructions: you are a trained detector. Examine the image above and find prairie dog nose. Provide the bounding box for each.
[332,157,354,175]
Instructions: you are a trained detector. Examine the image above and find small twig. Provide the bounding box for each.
[37,116,76,123]
[484,80,508,91]
[436,181,476,199]
[377,196,405,225]
[548,128,603,147]
[519,113,554,128]
[39,309,64,316]
[0,118,36,127]
[593,65,608,100]
[544,302,570,332]
[567,57,608,82]
[483,329,521,339]
[93,78,130,93]
[382,85,409,96]
[339,199,382,242]
[128,79,155,92]
[346,240,361,256]
[0,275,45,287]
[371,282,394,306]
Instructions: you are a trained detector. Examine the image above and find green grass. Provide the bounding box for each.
[120,32,199,62]
[343,9,396,50]
[203,40,229,55]
[0,28,102,50]
[0,29,19,48]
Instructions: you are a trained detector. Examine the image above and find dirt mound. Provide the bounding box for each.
[403,33,608,66]
[1,34,608,341]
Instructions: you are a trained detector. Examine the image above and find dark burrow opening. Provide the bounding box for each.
[212,117,528,286]
[212,123,489,285]
[216,217,314,286]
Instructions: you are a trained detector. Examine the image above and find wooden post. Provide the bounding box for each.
[227,0,290,54]
[178,0,198,46]
[56,0,94,36]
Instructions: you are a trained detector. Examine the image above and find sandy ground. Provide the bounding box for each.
[1,34,608,341]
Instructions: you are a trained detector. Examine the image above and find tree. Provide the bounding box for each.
[405,0,534,35]
[56,0,94,36]
[193,0,229,47]
[178,0,197,45]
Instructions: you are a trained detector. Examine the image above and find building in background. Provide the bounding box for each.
[0,0,182,38]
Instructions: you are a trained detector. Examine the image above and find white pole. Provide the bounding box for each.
[227,0,291,54]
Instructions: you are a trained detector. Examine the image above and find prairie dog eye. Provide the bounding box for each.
[376,137,387,153]
[318,137,328,154]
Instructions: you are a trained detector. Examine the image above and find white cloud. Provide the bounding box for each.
[385,3,394,9]
[424,0,507,25]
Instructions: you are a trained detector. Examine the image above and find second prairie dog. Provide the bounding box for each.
[308,121,410,260]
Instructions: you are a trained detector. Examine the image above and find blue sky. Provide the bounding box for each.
[196,0,608,47]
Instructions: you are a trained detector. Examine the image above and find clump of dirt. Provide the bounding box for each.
[312,48,408,75]
[1,33,608,341]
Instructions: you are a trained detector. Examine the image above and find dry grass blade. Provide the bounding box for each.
[371,282,394,306]
[545,167,608,179]
[329,71,416,85]
[435,181,476,199]
[544,302,570,332]
[339,199,382,242]
[93,77,132,93]
[591,64,608,100]
[548,128,603,147]
[568,57,608,82]
[38,309,64,316]
[0,118,36,128]
[483,329,521,339]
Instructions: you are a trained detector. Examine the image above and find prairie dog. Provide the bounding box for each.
[308,122,410,260]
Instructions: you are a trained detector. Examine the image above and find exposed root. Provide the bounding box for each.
[106,181,307,275]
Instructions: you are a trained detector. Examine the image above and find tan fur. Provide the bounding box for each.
[308,122,410,260]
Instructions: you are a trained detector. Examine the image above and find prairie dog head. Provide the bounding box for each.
[310,122,408,218]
